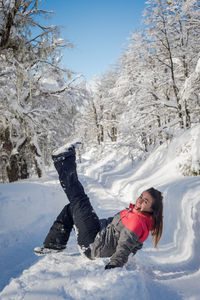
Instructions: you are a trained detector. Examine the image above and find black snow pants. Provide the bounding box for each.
[43,149,101,252]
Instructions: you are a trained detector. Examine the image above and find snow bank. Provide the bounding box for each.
[0,126,200,299]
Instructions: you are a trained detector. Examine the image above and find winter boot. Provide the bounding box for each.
[34,246,64,255]
[52,142,82,162]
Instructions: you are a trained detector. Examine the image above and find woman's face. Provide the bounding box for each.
[134,191,154,213]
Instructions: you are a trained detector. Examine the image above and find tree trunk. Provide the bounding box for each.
[6,154,20,182]
[92,101,104,144]
[0,0,21,48]
[111,126,117,142]
[183,99,191,129]
[97,124,104,145]
[161,12,185,129]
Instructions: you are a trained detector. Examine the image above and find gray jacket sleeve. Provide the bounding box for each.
[109,226,143,267]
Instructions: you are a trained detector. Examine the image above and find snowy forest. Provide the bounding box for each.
[1,1,200,299]
[0,0,200,183]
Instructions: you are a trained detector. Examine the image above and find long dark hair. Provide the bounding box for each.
[146,187,163,248]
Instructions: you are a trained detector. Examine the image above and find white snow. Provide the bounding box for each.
[195,58,200,74]
[0,126,200,300]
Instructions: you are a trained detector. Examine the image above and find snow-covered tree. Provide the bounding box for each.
[90,0,200,159]
[77,70,120,146]
[143,0,200,129]
[0,0,76,182]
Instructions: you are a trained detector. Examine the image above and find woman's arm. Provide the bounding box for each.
[105,226,143,269]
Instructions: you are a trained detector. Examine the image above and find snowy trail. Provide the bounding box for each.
[0,126,200,299]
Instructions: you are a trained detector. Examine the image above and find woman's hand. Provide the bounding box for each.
[105,263,119,270]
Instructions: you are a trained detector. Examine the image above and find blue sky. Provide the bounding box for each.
[39,0,146,80]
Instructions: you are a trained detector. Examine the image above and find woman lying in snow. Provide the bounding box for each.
[34,143,163,269]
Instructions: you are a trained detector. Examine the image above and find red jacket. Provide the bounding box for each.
[92,203,154,267]
[120,203,154,242]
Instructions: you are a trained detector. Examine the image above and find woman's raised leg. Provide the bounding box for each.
[52,146,101,252]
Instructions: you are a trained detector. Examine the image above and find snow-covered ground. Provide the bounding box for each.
[0,126,200,300]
